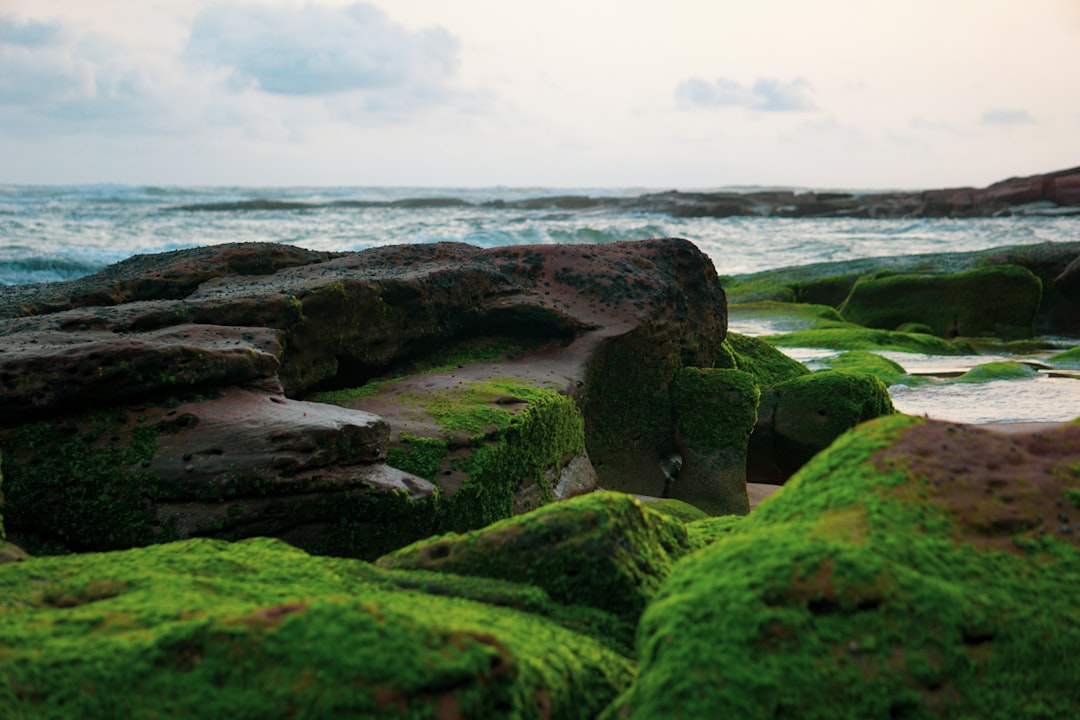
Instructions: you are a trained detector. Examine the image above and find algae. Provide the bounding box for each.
[0,410,176,553]
[951,361,1038,384]
[763,326,974,355]
[722,332,811,386]
[606,414,1080,719]
[823,350,923,387]
[378,492,695,629]
[839,264,1043,339]
[0,537,634,719]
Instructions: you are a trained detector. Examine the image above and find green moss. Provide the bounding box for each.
[0,537,634,719]
[606,414,1080,718]
[723,332,811,386]
[763,326,973,355]
[642,498,711,523]
[672,368,759,453]
[384,435,449,482]
[685,514,746,549]
[0,411,176,552]
[770,370,896,472]
[722,272,863,306]
[379,492,695,631]
[823,350,923,387]
[439,390,585,532]
[839,264,1043,339]
[895,322,933,335]
[728,300,844,331]
[1049,346,1080,368]
[408,378,555,436]
[951,361,1038,384]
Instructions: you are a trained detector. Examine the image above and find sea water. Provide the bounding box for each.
[3,184,1080,423]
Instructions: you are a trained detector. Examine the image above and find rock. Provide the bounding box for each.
[0,239,728,555]
[0,542,28,564]
[753,370,895,482]
[0,382,438,558]
[606,415,1080,719]
[669,368,759,515]
[838,265,1043,339]
[719,331,811,385]
[725,241,1080,334]
[1053,252,1080,304]
[0,536,633,719]
[377,492,696,637]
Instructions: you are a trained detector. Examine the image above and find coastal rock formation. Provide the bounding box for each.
[378,491,696,643]
[0,239,730,556]
[0,535,635,719]
[163,166,1080,219]
[838,264,1043,339]
[724,240,1080,335]
[606,415,1080,719]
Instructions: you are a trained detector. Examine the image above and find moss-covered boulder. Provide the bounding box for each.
[377,492,695,637]
[764,325,975,355]
[669,368,759,515]
[720,331,810,385]
[0,387,438,559]
[838,264,1043,339]
[0,537,633,719]
[823,349,921,387]
[951,360,1039,383]
[0,238,729,557]
[754,370,895,481]
[606,415,1080,719]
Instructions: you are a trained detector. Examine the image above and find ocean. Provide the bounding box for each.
[4,184,1080,424]
[4,184,1080,287]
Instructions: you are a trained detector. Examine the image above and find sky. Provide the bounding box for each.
[1,0,1079,189]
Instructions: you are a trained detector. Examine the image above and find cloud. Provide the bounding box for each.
[185,2,459,99]
[676,76,816,112]
[979,108,1035,126]
[0,14,183,132]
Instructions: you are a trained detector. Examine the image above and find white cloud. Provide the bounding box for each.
[675,76,816,112]
[185,2,459,103]
[979,108,1036,126]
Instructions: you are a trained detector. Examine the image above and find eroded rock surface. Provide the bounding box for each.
[607,415,1080,719]
[0,239,729,555]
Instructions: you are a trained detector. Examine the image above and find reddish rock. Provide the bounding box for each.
[0,239,729,555]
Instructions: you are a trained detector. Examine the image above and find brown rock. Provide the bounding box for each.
[0,239,729,553]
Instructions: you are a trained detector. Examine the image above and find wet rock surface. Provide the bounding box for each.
[607,415,1080,719]
[0,239,728,555]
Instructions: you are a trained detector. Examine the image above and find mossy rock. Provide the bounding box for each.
[823,350,922,387]
[951,361,1038,383]
[1049,345,1080,368]
[0,402,438,560]
[720,332,811,386]
[727,301,844,334]
[838,264,1043,339]
[670,368,759,515]
[767,370,895,477]
[377,492,695,630]
[721,272,862,306]
[685,514,746,550]
[640,498,711,523]
[323,374,588,535]
[606,415,1080,718]
[895,322,934,335]
[0,537,634,719]
[763,326,974,355]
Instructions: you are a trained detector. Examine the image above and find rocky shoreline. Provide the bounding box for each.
[171,166,1080,219]
[2,236,1080,717]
